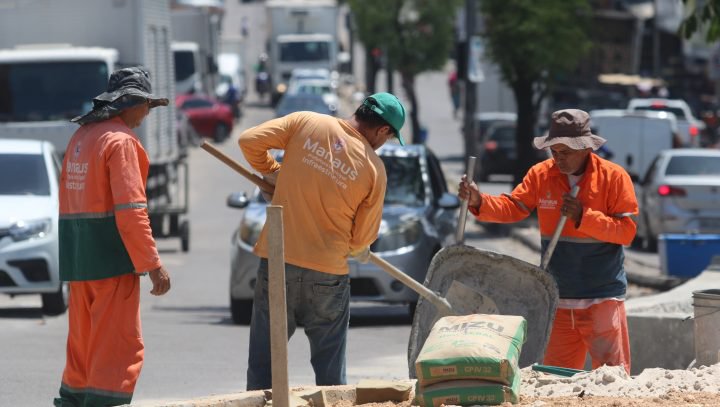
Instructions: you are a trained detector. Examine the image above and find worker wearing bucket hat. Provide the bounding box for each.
[458,109,638,375]
[55,67,171,406]
[238,92,405,389]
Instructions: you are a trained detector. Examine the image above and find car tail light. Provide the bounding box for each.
[484,140,498,152]
[651,102,666,108]
[657,185,686,197]
[690,125,699,137]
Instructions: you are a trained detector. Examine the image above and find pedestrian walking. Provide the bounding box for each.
[54,67,171,407]
[238,92,406,390]
[448,70,460,119]
[458,109,638,374]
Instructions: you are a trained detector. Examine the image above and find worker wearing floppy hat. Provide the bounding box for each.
[238,92,406,389]
[459,108,638,375]
[55,67,171,406]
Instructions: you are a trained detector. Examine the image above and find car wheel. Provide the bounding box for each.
[642,216,658,252]
[42,282,68,316]
[214,123,229,143]
[180,220,190,253]
[231,297,253,325]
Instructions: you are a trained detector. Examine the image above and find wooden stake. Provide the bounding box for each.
[267,205,289,407]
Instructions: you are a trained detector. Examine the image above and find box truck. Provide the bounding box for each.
[0,0,189,251]
[265,0,338,104]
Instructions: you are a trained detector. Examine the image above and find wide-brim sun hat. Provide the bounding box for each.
[533,109,606,151]
[362,92,406,146]
[71,66,168,125]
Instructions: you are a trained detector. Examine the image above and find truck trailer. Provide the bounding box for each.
[0,0,190,251]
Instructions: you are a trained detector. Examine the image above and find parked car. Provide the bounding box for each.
[468,112,516,162]
[226,144,460,324]
[0,139,66,315]
[478,122,547,181]
[627,98,705,147]
[275,92,337,117]
[175,94,234,142]
[634,149,720,251]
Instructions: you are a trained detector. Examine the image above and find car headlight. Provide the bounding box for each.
[371,219,423,252]
[9,218,52,242]
[239,220,263,246]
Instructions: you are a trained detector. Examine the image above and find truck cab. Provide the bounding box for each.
[172,41,203,95]
[0,46,117,154]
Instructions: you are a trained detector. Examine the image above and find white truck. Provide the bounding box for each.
[589,109,679,181]
[171,4,224,95]
[172,41,204,95]
[0,0,189,251]
[265,0,339,105]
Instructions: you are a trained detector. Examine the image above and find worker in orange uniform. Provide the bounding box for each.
[239,92,406,389]
[54,67,171,407]
[458,109,638,374]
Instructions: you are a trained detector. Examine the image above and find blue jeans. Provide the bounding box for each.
[246,259,350,390]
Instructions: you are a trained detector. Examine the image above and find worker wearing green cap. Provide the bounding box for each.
[238,92,406,389]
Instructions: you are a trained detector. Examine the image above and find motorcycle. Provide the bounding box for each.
[255,71,270,100]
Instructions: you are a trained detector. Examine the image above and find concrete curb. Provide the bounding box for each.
[129,384,409,407]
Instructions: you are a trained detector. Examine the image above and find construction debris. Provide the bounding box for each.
[355,380,413,404]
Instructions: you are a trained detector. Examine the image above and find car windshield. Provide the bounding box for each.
[277,96,330,115]
[490,126,516,148]
[295,84,332,95]
[0,154,50,196]
[181,98,214,109]
[174,50,195,81]
[0,61,108,122]
[665,156,720,176]
[280,41,330,62]
[382,155,424,206]
[634,105,686,120]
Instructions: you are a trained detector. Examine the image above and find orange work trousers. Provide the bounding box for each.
[543,300,631,375]
[55,273,144,407]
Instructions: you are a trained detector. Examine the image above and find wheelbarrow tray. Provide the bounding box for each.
[407,245,559,378]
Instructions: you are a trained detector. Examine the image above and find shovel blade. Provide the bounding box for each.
[445,280,499,315]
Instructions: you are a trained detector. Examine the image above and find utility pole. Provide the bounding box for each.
[386,47,394,94]
[462,0,478,175]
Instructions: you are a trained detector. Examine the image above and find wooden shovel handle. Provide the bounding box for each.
[201,141,276,193]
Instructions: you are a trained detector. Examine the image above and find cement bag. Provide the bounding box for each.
[416,376,520,407]
[415,314,526,386]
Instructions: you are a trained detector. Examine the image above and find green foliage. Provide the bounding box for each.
[681,0,720,42]
[479,0,592,91]
[348,0,460,76]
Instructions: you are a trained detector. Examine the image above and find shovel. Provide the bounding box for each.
[200,141,492,317]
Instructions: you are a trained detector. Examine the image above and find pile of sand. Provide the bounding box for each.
[520,363,720,398]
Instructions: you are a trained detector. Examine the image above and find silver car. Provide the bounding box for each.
[635,149,720,251]
[227,144,460,324]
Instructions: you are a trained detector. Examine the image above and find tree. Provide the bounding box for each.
[679,0,720,41]
[479,0,592,184]
[349,0,460,143]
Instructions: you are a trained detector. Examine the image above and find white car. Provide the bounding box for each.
[287,78,340,113]
[0,139,66,315]
[635,149,720,251]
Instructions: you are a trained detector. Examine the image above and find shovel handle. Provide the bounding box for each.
[541,185,580,271]
[201,141,276,193]
[368,253,454,315]
[456,156,477,243]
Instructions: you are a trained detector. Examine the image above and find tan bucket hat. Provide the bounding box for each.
[533,109,606,151]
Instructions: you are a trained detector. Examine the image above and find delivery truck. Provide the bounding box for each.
[265,0,339,105]
[0,0,190,251]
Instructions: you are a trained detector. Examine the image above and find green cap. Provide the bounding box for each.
[363,92,406,145]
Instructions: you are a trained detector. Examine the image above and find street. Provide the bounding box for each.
[0,3,667,405]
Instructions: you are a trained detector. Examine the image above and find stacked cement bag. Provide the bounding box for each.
[414,314,527,406]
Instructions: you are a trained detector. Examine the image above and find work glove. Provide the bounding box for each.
[260,170,279,203]
[350,247,371,264]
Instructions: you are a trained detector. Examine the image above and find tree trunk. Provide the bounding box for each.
[401,72,420,144]
[512,78,538,186]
